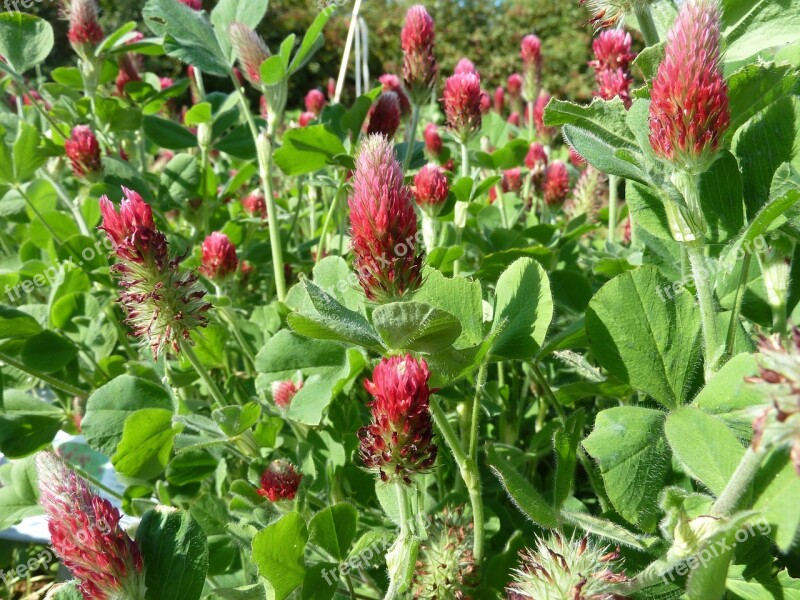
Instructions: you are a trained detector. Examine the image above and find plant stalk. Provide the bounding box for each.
[0,350,88,399]
[334,0,363,103]
[179,339,228,409]
[634,3,660,46]
[687,242,720,380]
[710,447,766,517]
[608,174,618,244]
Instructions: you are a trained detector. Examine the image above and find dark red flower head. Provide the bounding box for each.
[525,142,548,172]
[358,355,438,484]
[367,92,402,139]
[590,29,634,72]
[179,0,202,9]
[479,90,491,114]
[349,135,423,302]
[257,459,303,501]
[508,112,521,127]
[298,111,316,127]
[242,190,267,218]
[534,93,556,140]
[507,73,523,99]
[200,232,238,280]
[100,188,210,356]
[304,88,327,115]
[649,0,729,172]
[65,125,102,179]
[401,5,438,102]
[414,164,450,211]
[115,55,141,96]
[423,123,443,156]
[494,86,505,113]
[379,73,412,116]
[520,34,542,102]
[543,160,570,206]
[443,71,482,142]
[502,167,523,193]
[36,452,146,600]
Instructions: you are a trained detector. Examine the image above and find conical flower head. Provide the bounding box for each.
[590,30,634,72]
[179,0,202,9]
[424,123,443,156]
[304,88,326,115]
[358,355,438,484]
[367,92,402,139]
[100,187,210,357]
[229,22,270,87]
[401,5,438,103]
[200,232,238,280]
[507,73,522,100]
[494,86,505,113]
[36,452,146,600]
[454,58,478,77]
[506,533,629,600]
[379,73,412,116]
[543,160,570,206]
[649,0,729,172]
[272,379,303,410]
[534,93,555,140]
[444,71,482,142]
[65,125,102,179]
[570,165,608,223]
[348,134,423,302]
[62,0,104,56]
[257,459,303,501]
[520,34,542,103]
[413,506,478,599]
[413,164,450,214]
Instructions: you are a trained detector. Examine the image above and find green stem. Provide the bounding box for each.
[179,339,228,409]
[687,243,720,380]
[634,3,660,46]
[429,396,485,564]
[220,307,256,374]
[468,363,488,463]
[526,100,535,141]
[710,447,765,517]
[333,0,363,103]
[402,104,421,171]
[41,172,91,236]
[0,350,88,398]
[608,174,618,244]
[725,253,751,359]
[72,464,123,500]
[453,143,470,277]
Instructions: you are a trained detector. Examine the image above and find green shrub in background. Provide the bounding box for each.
[25,0,598,105]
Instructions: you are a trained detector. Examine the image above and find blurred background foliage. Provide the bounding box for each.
[26,0,600,107]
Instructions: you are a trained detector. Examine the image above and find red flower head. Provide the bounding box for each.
[327,76,336,99]
[65,125,102,179]
[179,0,202,8]
[304,88,327,115]
[200,232,238,280]
[508,111,521,127]
[242,190,267,218]
[367,92,402,139]
[36,452,146,600]
[272,379,303,410]
[502,167,523,193]
[507,73,523,99]
[401,5,438,103]
[534,93,556,140]
[494,86,505,113]
[379,73,412,116]
[423,123,443,156]
[159,77,174,91]
[649,0,729,172]
[569,146,586,168]
[100,188,210,357]
[595,68,633,108]
[229,22,270,88]
[454,58,478,77]
[520,34,542,102]
[543,160,570,206]
[62,0,104,56]
[349,135,423,302]
[525,142,548,172]
[298,111,315,127]
[358,355,438,484]
[479,90,491,115]
[443,71,482,142]
[115,55,141,96]
[257,459,303,501]
[413,164,450,213]
[590,29,634,72]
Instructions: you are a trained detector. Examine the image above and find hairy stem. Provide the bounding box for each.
[608,174,618,244]
[634,3,660,46]
[402,104,421,171]
[687,243,720,380]
[0,350,88,399]
[179,339,228,409]
[710,447,766,518]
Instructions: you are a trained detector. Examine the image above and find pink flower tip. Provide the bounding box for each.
[200,232,238,280]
